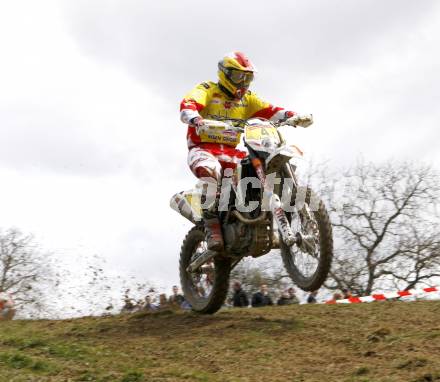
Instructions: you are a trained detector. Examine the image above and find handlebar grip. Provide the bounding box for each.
[203,120,230,129]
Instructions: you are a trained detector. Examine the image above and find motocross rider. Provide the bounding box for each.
[180,51,313,252]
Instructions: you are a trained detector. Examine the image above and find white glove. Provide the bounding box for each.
[286,114,313,128]
[191,117,207,135]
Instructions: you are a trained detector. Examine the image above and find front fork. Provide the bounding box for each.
[251,158,296,247]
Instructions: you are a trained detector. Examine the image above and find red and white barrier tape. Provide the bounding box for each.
[325,286,439,304]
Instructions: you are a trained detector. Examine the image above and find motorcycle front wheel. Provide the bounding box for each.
[280,187,333,291]
[179,226,231,314]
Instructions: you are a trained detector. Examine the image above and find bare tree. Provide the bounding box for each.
[0,228,51,315]
[320,160,440,295]
[0,228,160,319]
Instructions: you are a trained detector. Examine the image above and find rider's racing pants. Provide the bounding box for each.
[188,143,246,212]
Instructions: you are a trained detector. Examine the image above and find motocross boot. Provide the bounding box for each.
[202,210,224,252]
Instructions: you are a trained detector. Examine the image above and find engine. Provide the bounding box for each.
[223,221,252,255]
[223,219,273,257]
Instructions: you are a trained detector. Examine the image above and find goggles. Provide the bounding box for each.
[221,65,254,86]
[228,69,254,85]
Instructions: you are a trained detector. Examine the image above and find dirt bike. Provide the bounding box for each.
[170,117,333,314]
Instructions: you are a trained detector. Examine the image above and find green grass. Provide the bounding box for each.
[1,302,440,381]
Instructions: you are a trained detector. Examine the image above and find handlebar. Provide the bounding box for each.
[202,117,291,133]
[202,119,245,133]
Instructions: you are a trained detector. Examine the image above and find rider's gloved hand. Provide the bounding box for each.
[285,114,313,128]
[191,116,206,135]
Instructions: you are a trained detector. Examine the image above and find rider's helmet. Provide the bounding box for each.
[218,51,256,99]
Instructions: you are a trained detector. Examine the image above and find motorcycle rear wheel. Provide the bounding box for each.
[280,187,333,291]
[179,226,231,314]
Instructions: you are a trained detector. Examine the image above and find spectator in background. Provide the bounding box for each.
[159,293,169,309]
[342,288,352,299]
[0,292,15,320]
[325,292,343,304]
[277,290,292,305]
[252,284,273,307]
[307,290,318,304]
[168,285,185,306]
[277,288,299,305]
[142,295,158,311]
[287,287,300,304]
[196,286,207,298]
[232,281,249,307]
[121,297,137,313]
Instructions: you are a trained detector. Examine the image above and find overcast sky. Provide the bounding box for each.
[1,0,439,289]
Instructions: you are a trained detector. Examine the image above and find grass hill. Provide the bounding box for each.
[1,301,440,382]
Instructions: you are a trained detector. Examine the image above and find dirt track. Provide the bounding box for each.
[1,301,440,381]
